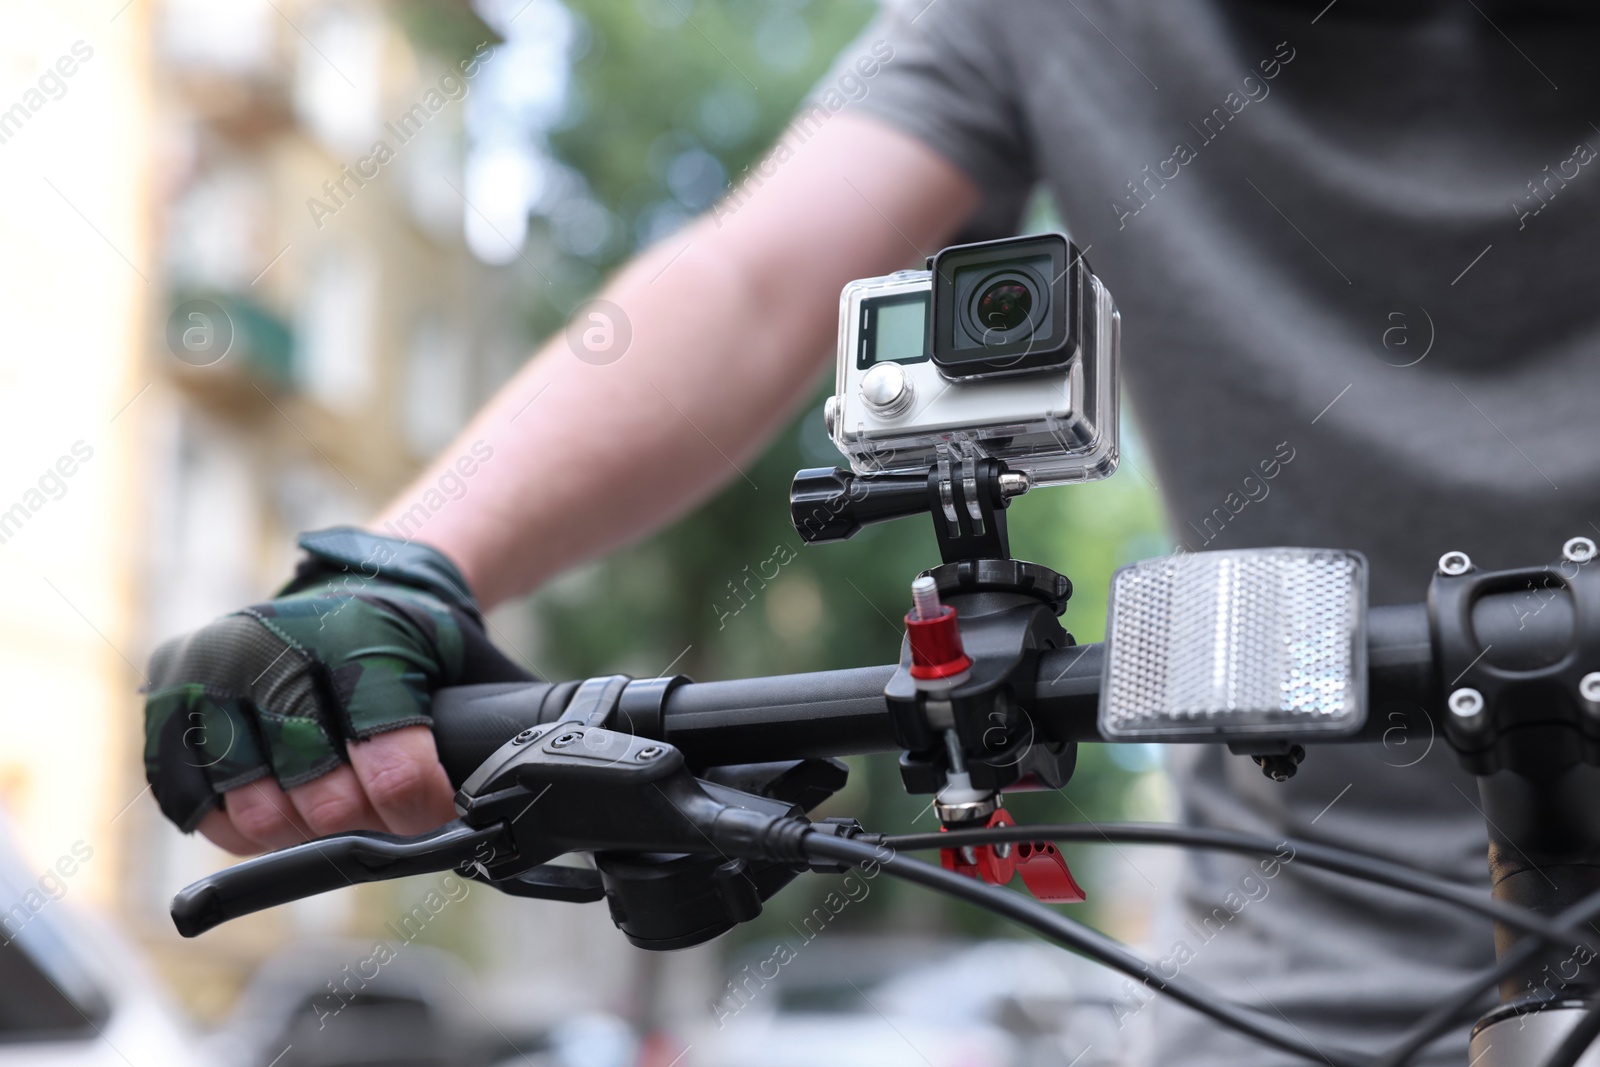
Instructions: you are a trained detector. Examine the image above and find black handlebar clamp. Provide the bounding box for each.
[1431,540,1600,1005]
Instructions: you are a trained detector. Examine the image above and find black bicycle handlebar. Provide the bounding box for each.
[432,602,1445,785]
[176,552,1600,1067]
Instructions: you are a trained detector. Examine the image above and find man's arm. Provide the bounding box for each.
[196,114,980,853]
[378,113,980,607]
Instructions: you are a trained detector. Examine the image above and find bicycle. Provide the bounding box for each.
[167,235,1600,1067]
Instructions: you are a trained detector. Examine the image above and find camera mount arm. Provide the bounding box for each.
[789,450,1083,901]
[789,455,1029,564]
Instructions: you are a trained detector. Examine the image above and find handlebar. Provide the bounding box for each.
[177,542,1600,1067]
[431,602,1441,785]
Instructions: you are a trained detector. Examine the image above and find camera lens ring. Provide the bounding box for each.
[976,278,1033,332]
[960,264,1049,355]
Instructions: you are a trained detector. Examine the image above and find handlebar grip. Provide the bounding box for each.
[171,821,506,937]
[431,681,574,787]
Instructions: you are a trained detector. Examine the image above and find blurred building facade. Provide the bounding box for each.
[137,0,519,1008]
[0,0,648,1025]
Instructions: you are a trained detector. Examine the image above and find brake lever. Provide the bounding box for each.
[171,820,510,937]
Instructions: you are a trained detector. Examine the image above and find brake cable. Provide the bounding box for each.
[885,822,1600,957]
[1372,887,1600,1067]
[880,822,1600,1067]
[803,833,1369,1067]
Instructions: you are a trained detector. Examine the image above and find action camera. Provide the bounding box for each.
[824,233,1119,487]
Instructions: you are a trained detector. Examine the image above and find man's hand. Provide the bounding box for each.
[191,728,455,855]
[143,528,529,854]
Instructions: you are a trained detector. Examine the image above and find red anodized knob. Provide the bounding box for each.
[906,603,972,680]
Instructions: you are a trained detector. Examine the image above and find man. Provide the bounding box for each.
[144,2,1600,1063]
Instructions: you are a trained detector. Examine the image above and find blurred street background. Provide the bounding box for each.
[0,1,1175,1063]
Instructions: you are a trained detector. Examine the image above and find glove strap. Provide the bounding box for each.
[280,527,482,622]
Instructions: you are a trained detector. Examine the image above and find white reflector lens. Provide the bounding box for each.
[1099,548,1367,741]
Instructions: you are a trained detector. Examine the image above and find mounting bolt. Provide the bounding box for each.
[997,472,1031,499]
[549,731,582,749]
[1449,687,1486,728]
[636,745,664,761]
[906,576,972,686]
[910,575,942,621]
[512,728,538,746]
[1438,551,1473,577]
[1565,537,1598,565]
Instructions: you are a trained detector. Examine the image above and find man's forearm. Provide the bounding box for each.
[378,234,832,607]
[373,115,978,609]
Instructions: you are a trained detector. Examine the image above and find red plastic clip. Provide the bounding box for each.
[939,809,1086,904]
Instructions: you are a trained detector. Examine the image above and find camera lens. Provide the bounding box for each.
[931,234,1073,376]
[976,280,1032,333]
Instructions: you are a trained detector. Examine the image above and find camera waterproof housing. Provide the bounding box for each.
[824,233,1119,487]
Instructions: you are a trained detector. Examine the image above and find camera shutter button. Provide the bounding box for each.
[860,362,914,417]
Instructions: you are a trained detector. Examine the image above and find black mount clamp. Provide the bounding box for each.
[886,558,1079,798]
[789,453,1078,810]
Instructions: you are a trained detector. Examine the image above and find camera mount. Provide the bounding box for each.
[788,450,1084,901]
[789,452,1031,564]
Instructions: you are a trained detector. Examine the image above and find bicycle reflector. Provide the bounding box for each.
[1099,548,1368,742]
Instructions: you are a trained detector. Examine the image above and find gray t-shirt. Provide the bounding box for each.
[821,2,1600,1062]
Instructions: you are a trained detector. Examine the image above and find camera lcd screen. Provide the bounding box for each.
[859,292,929,369]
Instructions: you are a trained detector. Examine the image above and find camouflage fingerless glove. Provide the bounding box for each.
[143,527,530,832]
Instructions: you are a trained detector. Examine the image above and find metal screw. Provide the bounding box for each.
[512,729,538,746]
[911,575,943,621]
[636,745,664,761]
[997,472,1031,498]
[1438,551,1473,577]
[1448,687,1485,720]
[550,731,582,749]
[1565,537,1598,565]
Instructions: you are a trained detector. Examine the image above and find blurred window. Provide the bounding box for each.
[295,248,377,413]
[292,4,383,154]
[403,314,468,456]
[159,0,275,74]
[401,113,462,240]
[166,164,268,292]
